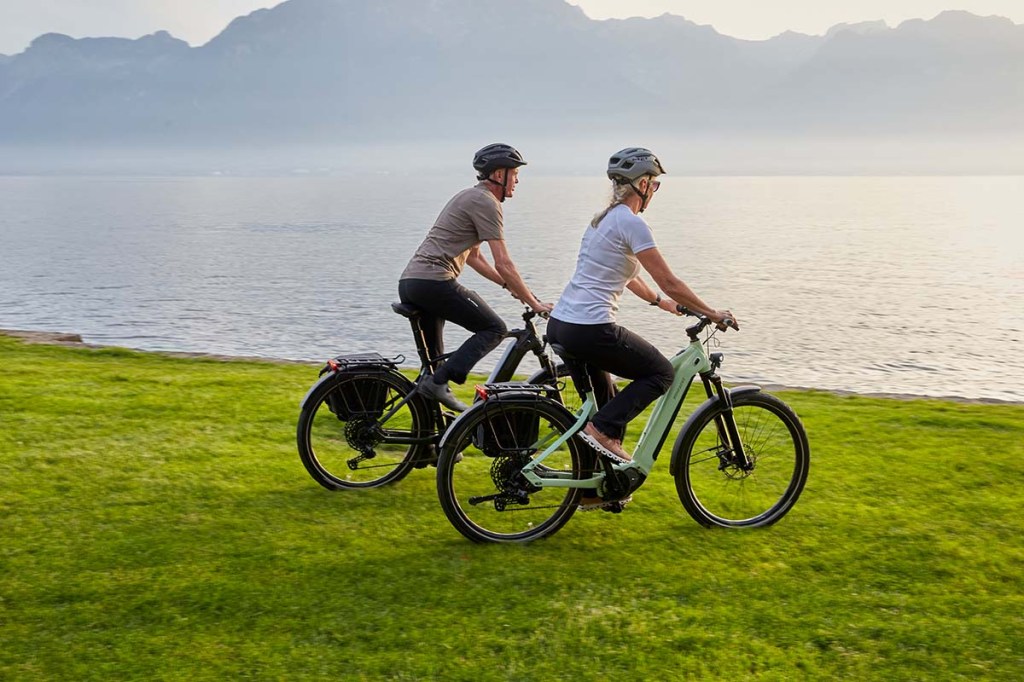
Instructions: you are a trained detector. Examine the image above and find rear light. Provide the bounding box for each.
[475,385,489,401]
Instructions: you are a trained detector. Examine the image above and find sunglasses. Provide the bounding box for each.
[650,179,661,193]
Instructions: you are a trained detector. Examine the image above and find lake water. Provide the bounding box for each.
[1,175,1021,402]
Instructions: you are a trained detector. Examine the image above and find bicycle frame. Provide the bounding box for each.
[520,333,746,489]
[485,317,560,385]
[367,309,561,440]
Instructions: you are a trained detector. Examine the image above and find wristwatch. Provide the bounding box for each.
[650,294,661,307]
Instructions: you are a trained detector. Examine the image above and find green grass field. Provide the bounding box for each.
[1,334,1022,680]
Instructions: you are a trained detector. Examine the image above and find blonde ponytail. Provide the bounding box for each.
[590,182,629,228]
[590,176,651,228]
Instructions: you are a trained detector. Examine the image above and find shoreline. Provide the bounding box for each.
[2,328,1021,407]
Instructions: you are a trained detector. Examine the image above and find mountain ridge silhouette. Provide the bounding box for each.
[1,1,1021,147]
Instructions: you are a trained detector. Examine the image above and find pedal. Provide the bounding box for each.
[603,500,628,514]
[578,495,632,512]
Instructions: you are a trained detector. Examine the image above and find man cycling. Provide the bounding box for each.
[398,143,553,412]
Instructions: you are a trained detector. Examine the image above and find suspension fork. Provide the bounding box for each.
[700,372,753,470]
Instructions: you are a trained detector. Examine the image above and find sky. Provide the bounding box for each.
[1,0,1023,54]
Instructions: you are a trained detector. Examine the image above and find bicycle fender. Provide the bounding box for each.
[299,367,414,409]
[668,385,761,476]
[438,392,571,450]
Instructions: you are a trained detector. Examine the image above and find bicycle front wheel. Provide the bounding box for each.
[437,398,585,543]
[674,391,809,528]
[297,371,431,490]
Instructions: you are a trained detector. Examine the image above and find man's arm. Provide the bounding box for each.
[465,245,505,286]
[486,239,552,313]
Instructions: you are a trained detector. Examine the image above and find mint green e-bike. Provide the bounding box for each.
[435,310,810,543]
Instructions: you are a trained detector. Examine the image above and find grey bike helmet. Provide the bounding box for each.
[607,147,666,182]
[473,143,528,178]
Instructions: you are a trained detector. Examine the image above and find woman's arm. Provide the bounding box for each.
[625,275,682,315]
[636,246,735,325]
[625,275,657,302]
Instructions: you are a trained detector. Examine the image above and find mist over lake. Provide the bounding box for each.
[1,173,1020,402]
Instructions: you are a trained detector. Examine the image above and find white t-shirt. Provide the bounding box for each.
[552,204,657,324]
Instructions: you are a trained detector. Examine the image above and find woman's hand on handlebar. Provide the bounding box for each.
[711,309,739,331]
[673,304,739,331]
[659,297,684,316]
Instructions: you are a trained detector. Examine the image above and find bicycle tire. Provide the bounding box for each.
[673,391,809,528]
[297,371,432,490]
[436,397,584,543]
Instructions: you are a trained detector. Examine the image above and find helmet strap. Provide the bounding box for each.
[629,180,652,213]
[484,169,509,203]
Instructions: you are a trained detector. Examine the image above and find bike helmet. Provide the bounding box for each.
[473,143,528,178]
[607,147,666,182]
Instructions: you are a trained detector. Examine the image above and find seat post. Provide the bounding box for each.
[391,302,436,374]
[549,343,592,395]
[407,317,435,373]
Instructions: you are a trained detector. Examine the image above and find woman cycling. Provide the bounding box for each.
[399,143,553,413]
[547,147,737,463]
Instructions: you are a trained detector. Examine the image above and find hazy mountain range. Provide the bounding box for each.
[1,0,1022,173]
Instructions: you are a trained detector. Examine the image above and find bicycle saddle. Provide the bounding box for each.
[548,343,578,361]
[391,302,421,320]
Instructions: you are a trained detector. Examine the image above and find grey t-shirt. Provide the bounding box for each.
[552,204,657,324]
[400,182,503,281]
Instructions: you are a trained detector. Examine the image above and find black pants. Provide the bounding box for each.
[398,278,507,385]
[546,317,674,442]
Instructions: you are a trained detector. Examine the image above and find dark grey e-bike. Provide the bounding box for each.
[297,304,573,490]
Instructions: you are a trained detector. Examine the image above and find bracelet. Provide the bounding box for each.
[650,294,661,307]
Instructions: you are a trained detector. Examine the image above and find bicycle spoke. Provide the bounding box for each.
[438,400,584,542]
[676,393,808,527]
[298,372,425,489]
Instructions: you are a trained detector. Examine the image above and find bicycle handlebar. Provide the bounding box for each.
[676,305,737,338]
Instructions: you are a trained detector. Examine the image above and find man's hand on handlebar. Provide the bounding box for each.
[504,283,551,315]
[532,301,554,315]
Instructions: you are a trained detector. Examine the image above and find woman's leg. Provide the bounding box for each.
[547,318,617,428]
[546,320,673,441]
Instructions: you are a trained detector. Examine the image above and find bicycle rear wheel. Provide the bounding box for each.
[436,398,584,543]
[297,371,431,489]
[673,391,809,528]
